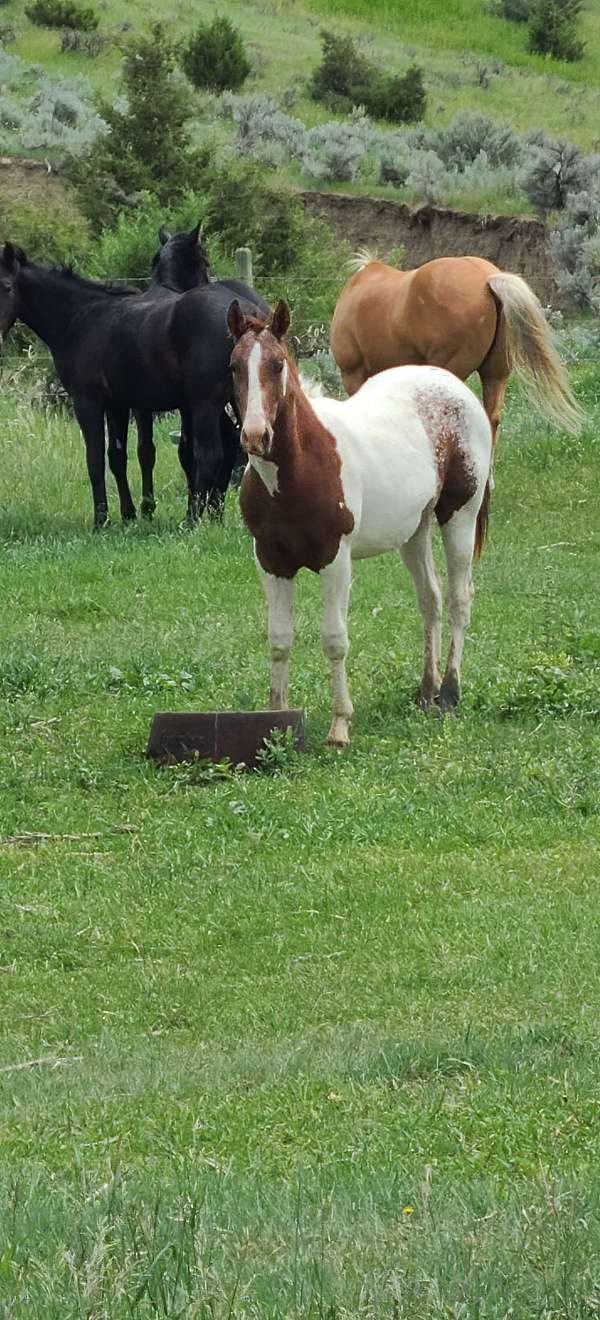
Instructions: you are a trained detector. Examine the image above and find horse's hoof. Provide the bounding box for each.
[437,678,460,713]
[326,717,351,748]
[140,498,156,519]
[122,509,137,523]
[93,514,110,531]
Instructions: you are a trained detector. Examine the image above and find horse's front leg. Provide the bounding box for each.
[190,401,224,522]
[107,408,136,522]
[256,556,295,710]
[134,410,157,518]
[319,547,353,747]
[72,397,109,529]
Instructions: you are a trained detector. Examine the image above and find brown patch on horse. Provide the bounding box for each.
[240,392,354,578]
[415,386,478,528]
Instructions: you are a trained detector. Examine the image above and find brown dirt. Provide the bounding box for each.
[299,191,561,307]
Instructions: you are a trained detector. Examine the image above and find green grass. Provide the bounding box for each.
[0,349,599,1314]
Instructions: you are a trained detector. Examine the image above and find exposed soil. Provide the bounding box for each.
[299,191,561,307]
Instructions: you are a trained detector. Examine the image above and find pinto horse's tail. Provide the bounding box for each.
[488,272,584,436]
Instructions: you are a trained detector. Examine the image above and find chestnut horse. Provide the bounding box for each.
[228,299,492,748]
[330,255,583,444]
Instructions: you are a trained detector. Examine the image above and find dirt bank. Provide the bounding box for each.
[299,191,561,306]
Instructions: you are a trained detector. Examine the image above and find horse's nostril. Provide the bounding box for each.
[262,430,270,448]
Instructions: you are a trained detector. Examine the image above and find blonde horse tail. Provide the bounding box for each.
[474,478,491,560]
[347,247,379,274]
[487,272,584,435]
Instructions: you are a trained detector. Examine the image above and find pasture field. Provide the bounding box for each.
[4,0,600,157]
[0,351,599,1316]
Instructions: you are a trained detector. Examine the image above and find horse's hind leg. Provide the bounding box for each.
[480,372,507,451]
[439,503,478,711]
[205,408,241,520]
[319,546,353,747]
[135,410,156,518]
[400,507,442,710]
[107,408,136,522]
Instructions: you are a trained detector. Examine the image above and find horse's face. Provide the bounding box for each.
[0,243,20,344]
[228,300,291,458]
[151,221,211,291]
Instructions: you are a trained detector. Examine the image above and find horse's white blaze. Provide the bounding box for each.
[281,360,288,397]
[243,338,271,442]
[249,454,279,496]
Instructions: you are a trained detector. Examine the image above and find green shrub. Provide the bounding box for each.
[68,24,207,227]
[490,0,535,21]
[371,64,426,125]
[310,29,426,124]
[26,0,98,31]
[528,0,584,61]
[60,28,105,55]
[181,15,250,93]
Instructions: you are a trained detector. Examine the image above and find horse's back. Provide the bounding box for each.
[312,365,491,557]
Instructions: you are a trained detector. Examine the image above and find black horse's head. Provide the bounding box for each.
[150,221,211,292]
[0,242,23,344]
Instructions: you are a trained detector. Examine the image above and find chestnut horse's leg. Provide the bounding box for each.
[319,547,353,748]
[134,410,157,518]
[400,508,442,710]
[72,397,109,530]
[256,559,295,710]
[107,408,136,523]
[439,503,479,711]
[480,373,507,449]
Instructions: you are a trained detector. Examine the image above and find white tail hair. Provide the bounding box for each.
[347,247,379,274]
[488,272,584,436]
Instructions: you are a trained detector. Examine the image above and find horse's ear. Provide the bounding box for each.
[158,226,171,246]
[270,300,290,341]
[2,242,18,271]
[227,299,247,342]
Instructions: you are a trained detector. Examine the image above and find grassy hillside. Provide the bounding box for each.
[3,0,600,148]
[0,352,599,1313]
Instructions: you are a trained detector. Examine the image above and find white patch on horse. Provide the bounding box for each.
[243,339,272,443]
[281,360,288,397]
[250,454,279,496]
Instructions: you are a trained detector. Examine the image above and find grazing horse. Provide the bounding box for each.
[330,255,583,444]
[136,222,271,514]
[228,298,492,748]
[0,241,267,528]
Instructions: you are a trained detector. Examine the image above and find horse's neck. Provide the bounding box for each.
[16,266,95,349]
[154,261,210,293]
[273,382,331,475]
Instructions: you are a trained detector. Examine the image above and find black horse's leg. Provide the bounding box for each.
[190,401,223,522]
[73,397,109,529]
[134,410,157,518]
[205,409,243,518]
[107,408,136,522]
[177,409,198,523]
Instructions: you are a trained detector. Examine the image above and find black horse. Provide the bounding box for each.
[0,239,268,528]
[135,221,270,516]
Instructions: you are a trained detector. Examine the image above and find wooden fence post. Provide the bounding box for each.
[235,246,253,286]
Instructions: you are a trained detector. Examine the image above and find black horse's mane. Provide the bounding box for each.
[58,265,138,296]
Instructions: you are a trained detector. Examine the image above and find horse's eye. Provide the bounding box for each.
[273,361,284,374]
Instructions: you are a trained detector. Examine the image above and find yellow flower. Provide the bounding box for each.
[403,1206,414,1215]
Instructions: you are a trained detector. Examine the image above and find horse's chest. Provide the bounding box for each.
[240,469,354,578]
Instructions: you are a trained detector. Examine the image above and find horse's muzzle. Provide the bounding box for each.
[241,427,272,458]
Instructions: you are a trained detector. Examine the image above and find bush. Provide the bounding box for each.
[68,24,204,226]
[0,69,106,160]
[527,0,585,62]
[371,64,426,125]
[521,133,589,212]
[428,110,523,170]
[60,28,105,56]
[490,0,536,20]
[181,15,250,93]
[310,29,426,124]
[302,115,379,183]
[405,150,450,203]
[219,92,305,169]
[26,0,98,31]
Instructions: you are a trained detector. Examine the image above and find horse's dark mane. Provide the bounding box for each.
[57,265,137,296]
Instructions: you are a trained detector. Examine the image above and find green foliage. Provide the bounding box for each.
[310,29,426,124]
[181,14,251,93]
[528,0,585,62]
[0,196,90,267]
[491,0,536,21]
[60,27,105,56]
[25,0,98,31]
[255,725,299,775]
[68,23,204,227]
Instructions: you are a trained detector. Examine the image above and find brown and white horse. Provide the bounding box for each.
[228,299,493,748]
[330,255,583,445]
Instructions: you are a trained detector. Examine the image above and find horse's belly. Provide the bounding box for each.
[341,443,437,559]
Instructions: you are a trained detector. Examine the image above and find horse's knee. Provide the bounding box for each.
[321,629,348,661]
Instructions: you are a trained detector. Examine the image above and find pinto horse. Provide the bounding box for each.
[228,298,492,748]
[330,255,583,444]
[0,241,268,528]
